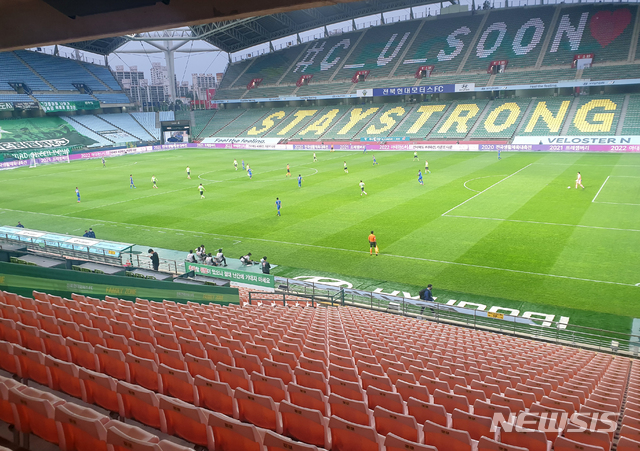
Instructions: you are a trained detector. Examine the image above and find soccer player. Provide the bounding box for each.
[248,168,253,179]
[186,166,191,179]
[313,153,317,162]
[102,157,106,168]
[498,149,501,160]
[343,161,348,173]
[75,187,81,203]
[576,172,584,189]
[413,151,418,161]
[275,197,281,216]
[418,170,424,185]
[368,231,378,256]
[242,160,245,170]
[286,164,291,177]
[363,145,367,154]
[298,174,302,188]
[234,159,238,170]
[130,175,136,189]
[425,160,430,174]
[330,144,334,152]
[198,184,205,199]
[152,175,158,188]
[373,155,378,166]
[359,180,367,196]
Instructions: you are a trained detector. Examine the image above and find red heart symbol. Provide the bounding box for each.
[590,8,632,48]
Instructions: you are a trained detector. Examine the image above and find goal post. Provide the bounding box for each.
[28,148,71,168]
[29,155,37,168]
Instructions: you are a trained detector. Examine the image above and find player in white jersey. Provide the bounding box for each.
[575,172,584,189]
[359,180,367,196]
[186,166,191,179]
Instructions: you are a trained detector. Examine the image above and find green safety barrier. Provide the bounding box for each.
[0,261,239,305]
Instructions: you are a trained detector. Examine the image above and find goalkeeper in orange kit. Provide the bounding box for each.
[368,231,379,256]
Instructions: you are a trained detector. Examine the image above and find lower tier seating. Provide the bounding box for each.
[0,289,636,451]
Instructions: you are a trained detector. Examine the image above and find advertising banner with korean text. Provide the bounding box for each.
[186,262,274,288]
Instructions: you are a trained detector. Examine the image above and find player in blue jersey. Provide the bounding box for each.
[130,175,136,189]
[298,174,302,188]
[373,155,378,166]
[498,149,501,160]
[248,168,252,179]
[75,187,81,202]
[102,157,105,167]
[418,170,424,185]
[242,160,245,170]
[275,198,281,216]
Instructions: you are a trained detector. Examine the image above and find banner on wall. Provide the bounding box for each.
[0,117,97,151]
[186,262,274,288]
[202,137,282,145]
[513,136,640,145]
[0,102,13,111]
[40,100,100,113]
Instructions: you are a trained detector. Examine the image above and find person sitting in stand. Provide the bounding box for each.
[82,230,90,237]
[88,228,96,238]
[240,253,255,265]
[204,253,215,266]
[186,250,196,263]
[196,246,205,262]
[215,248,227,267]
[16,222,24,228]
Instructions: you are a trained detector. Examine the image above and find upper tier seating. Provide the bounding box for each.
[0,52,52,91]
[543,4,636,66]
[132,112,160,140]
[80,62,122,91]
[215,4,640,103]
[582,64,640,81]
[94,93,131,105]
[33,94,97,102]
[15,50,109,92]
[463,6,556,72]
[0,93,35,102]
[0,288,634,451]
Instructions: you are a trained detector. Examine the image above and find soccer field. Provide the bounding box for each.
[1,149,639,334]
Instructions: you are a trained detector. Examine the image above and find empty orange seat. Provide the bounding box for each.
[126,353,160,392]
[329,415,384,451]
[366,385,405,414]
[373,405,421,442]
[251,372,287,402]
[288,382,328,415]
[554,436,606,451]
[45,355,83,398]
[79,368,119,413]
[9,385,65,445]
[217,361,252,391]
[194,375,235,417]
[279,400,330,449]
[159,395,209,448]
[55,401,111,451]
[406,397,448,427]
[117,380,162,428]
[478,436,529,451]
[423,419,474,451]
[159,363,196,404]
[235,386,281,431]
[329,392,372,426]
[208,411,263,451]
[263,429,322,451]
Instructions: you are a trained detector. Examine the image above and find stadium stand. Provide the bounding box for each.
[517,97,575,136]
[217,108,280,137]
[93,93,131,104]
[59,117,115,147]
[419,73,490,87]
[33,94,96,102]
[566,95,625,136]
[263,107,332,139]
[296,82,355,96]
[582,64,640,81]
[232,46,310,90]
[0,288,634,451]
[470,98,532,139]
[493,69,577,86]
[0,52,52,91]
[0,93,35,102]
[68,115,139,143]
[98,113,155,141]
[463,6,556,72]
[132,112,160,140]
[388,102,451,139]
[622,94,640,135]
[15,50,109,92]
[249,86,297,98]
[543,4,636,66]
[194,110,238,139]
[159,111,176,122]
[79,62,123,91]
[429,100,489,139]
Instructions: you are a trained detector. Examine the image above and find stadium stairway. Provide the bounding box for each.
[97,114,155,142]
[0,289,636,451]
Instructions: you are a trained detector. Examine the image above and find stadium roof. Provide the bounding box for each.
[0,0,443,54]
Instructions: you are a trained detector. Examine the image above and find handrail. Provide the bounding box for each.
[274,277,640,357]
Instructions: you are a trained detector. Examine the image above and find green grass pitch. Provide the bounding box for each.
[1,149,639,334]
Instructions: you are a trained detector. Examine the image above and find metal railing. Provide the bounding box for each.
[274,277,640,357]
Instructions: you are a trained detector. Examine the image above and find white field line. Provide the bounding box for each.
[463,175,508,193]
[592,176,610,203]
[442,163,533,216]
[444,214,640,233]
[594,201,640,207]
[1,207,636,288]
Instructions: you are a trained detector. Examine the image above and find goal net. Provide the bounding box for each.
[28,149,71,168]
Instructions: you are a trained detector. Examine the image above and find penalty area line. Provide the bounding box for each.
[443,214,640,233]
[592,175,610,203]
[0,207,636,289]
[442,163,533,216]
